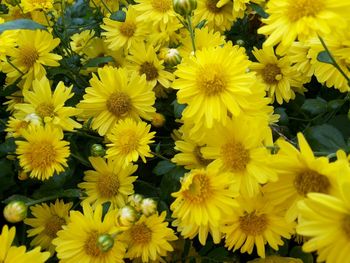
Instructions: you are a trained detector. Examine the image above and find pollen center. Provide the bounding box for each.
[239,212,268,236]
[151,0,172,13]
[130,223,152,244]
[193,146,211,167]
[294,170,331,196]
[197,64,227,96]
[183,173,211,203]
[19,45,39,68]
[221,141,250,172]
[84,231,102,257]
[342,215,350,240]
[97,173,120,198]
[206,0,221,13]
[119,22,136,37]
[44,215,66,238]
[139,62,159,81]
[120,130,139,154]
[287,0,325,22]
[36,103,55,119]
[106,92,132,117]
[29,142,57,169]
[262,64,282,84]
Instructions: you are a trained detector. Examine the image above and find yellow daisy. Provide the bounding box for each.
[14,77,82,132]
[21,0,53,13]
[248,256,302,263]
[70,29,96,55]
[222,196,295,258]
[251,46,305,104]
[121,212,177,262]
[53,203,126,263]
[90,0,120,15]
[133,0,175,25]
[78,157,138,208]
[0,225,50,263]
[287,41,315,79]
[171,166,238,245]
[106,118,155,165]
[173,44,253,128]
[24,200,72,255]
[15,124,70,180]
[77,66,156,136]
[148,16,184,47]
[3,30,62,90]
[5,117,35,138]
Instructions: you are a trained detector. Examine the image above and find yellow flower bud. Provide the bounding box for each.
[96,234,114,252]
[151,113,166,128]
[128,194,144,211]
[118,205,138,227]
[141,198,157,216]
[3,201,28,223]
[164,48,182,68]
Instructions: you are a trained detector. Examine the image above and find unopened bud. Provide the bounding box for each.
[164,48,182,68]
[96,234,114,252]
[173,0,197,16]
[3,201,27,223]
[236,39,245,46]
[151,113,166,128]
[128,194,144,211]
[141,198,157,216]
[24,113,41,126]
[90,144,105,157]
[18,170,29,181]
[118,205,138,227]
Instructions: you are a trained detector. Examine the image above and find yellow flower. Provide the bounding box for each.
[121,212,177,262]
[77,66,156,136]
[171,166,238,245]
[89,0,120,15]
[14,77,82,131]
[133,0,175,25]
[0,225,49,263]
[251,46,305,104]
[222,196,295,258]
[106,118,155,165]
[15,124,70,180]
[53,203,126,263]
[3,30,61,90]
[70,29,96,55]
[78,157,138,208]
[5,117,35,138]
[21,0,53,13]
[24,200,72,255]
[248,256,302,263]
[287,41,315,79]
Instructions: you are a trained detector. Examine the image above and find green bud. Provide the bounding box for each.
[97,234,114,252]
[236,39,245,46]
[164,48,182,68]
[173,0,197,16]
[141,198,157,216]
[3,201,27,223]
[90,144,106,157]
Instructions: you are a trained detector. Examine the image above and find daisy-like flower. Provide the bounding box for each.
[77,66,156,136]
[126,42,174,88]
[15,124,70,180]
[78,157,138,208]
[3,30,61,90]
[14,77,82,131]
[21,0,53,13]
[201,116,277,197]
[53,203,126,263]
[263,133,341,222]
[0,30,16,65]
[5,116,36,138]
[171,166,238,245]
[173,44,254,128]
[133,0,175,25]
[106,118,155,165]
[287,41,315,79]
[101,6,149,52]
[0,225,49,263]
[222,196,295,258]
[216,0,265,20]
[70,30,96,55]
[24,200,72,255]
[89,0,119,14]
[121,212,177,262]
[248,256,302,263]
[258,0,350,52]
[251,46,305,104]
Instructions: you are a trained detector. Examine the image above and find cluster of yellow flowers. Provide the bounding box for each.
[1,0,350,262]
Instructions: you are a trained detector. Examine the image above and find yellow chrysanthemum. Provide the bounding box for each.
[15,124,70,180]
[173,44,254,128]
[222,196,295,258]
[106,118,155,165]
[78,157,138,208]
[126,42,174,88]
[70,30,96,55]
[24,200,72,255]
[0,30,16,63]
[53,203,126,263]
[248,256,302,263]
[21,0,53,13]
[133,0,175,25]
[14,77,81,131]
[217,0,265,20]
[90,0,120,14]
[101,6,149,52]
[201,116,277,197]
[3,30,61,90]
[251,46,305,104]
[287,41,315,79]
[121,212,177,262]
[5,116,37,138]
[148,16,184,47]
[263,133,341,222]
[258,0,350,52]
[171,166,238,245]
[77,66,156,136]
[0,225,49,263]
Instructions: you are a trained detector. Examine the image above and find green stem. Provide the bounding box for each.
[14,0,24,14]
[151,151,171,161]
[186,15,196,54]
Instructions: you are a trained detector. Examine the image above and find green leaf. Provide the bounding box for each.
[290,246,313,263]
[172,99,186,119]
[0,137,16,157]
[317,50,333,65]
[274,107,289,126]
[250,3,269,18]
[0,19,46,34]
[304,124,347,153]
[2,194,34,205]
[83,56,114,68]
[0,159,16,194]
[327,99,345,111]
[301,98,328,116]
[206,247,229,261]
[153,160,176,176]
[110,10,126,22]
[159,166,185,202]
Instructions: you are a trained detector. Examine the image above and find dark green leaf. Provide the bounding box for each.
[301,98,328,116]
[250,3,269,18]
[153,160,176,176]
[83,56,114,68]
[0,137,16,157]
[206,247,229,260]
[0,159,16,194]
[2,194,34,204]
[317,50,333,65]
[0,19,46,34]
[327,99,345,111]
[290,246,313,263]
[159,166,185,202]
[172,99,186,119]
[274,107,289,126]
[110,10,126,22]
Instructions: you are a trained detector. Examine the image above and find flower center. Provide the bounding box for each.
[130,223,152,244]
[151,0,172,13]
[206,0,221,13]
[193,146,211,167]
[262,64,282,84]
[119,22,136,37]
[97,173,120,198]
[36,103,55,119]
[239,211,268,236]
[84,231,103,257]
[221,141,250,172]
[197,64,227,96]
[28,141,57,169]
[19,45,39,69]
[286,0,325,22]
[294,170,331,196]
[139,62,159,81]
[106,92,132,117]
[342,215,350,240]
[120,130,139,154]
[183,172,212,203]
[43,215,66,238]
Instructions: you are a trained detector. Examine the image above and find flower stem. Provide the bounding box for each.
[186,15,196,54]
